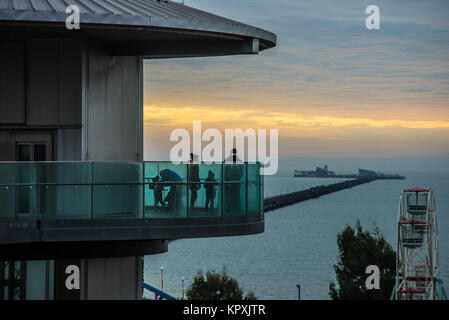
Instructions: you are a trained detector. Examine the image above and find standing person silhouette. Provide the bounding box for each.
[224,148,243,215]
[205,170,216,210]
[189,153,200,210]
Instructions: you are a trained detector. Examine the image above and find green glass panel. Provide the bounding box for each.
[0,185,36,219]
[224,164,246,182]
[0,186,14,218]
[158,163,187,183]
[188,163,221,217]
[260,175,264,214]
[0,162,36,185]
[144,184,164,208]
[144,162,160,182]
[16,185,36,218]
[18,186,30,214]
[36,162,91,185]
[188,183,221,217]
[15,163,36,219]
[37,185,91,219]
[247,163,260,182]
[188,163,222,183]
[17,162,36,185]
[145,162,186,181]
[247,182,260,216]
[144,183,187,218]
[0,162,37,185]
[0,163,18,185]
[223,182,246,216]
[144,162,187,218]
[93,162,142,184]
[223,164,246,216]
[93,184,142,218]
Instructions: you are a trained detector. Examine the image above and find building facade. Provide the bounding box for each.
[0,0,275,299]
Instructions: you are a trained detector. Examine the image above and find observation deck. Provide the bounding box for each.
[0,161,263,259]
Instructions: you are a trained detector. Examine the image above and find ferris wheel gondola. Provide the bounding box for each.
[395,187,441,300]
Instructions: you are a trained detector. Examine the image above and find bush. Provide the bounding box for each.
[186,267,257,300]
[329,220,396,300]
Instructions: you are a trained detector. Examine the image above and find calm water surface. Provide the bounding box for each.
[144,158,449,300]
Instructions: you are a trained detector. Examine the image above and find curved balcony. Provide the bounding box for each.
[0,162,264,259]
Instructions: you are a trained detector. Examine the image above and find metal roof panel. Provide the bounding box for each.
[0,0,276,55]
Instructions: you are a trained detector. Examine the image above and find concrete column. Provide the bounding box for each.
[83,44,143,162]
[80,256,143,300]
[78,44,145,300]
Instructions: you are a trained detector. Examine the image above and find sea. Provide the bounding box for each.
[144,157,449,300]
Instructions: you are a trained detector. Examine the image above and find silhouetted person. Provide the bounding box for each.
[205,170,216,209]
[189,153,200,208]
[149,175,164,207]
[224,148,242,163]
[160,169,183,215]
[224,149,243,215]
[165,184,179,212]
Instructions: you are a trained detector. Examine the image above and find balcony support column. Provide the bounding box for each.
[79,256,143,300]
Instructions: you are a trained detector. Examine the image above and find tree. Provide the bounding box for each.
[329,220,396,300]
[186,267,257,300]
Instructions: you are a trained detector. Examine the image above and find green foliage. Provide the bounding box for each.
[186,267,257,300]
[329,220,396,300]
[244,291,257,300]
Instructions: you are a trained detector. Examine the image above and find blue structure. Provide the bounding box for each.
[142,282,178,301]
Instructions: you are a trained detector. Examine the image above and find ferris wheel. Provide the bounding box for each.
[395,187,442,300]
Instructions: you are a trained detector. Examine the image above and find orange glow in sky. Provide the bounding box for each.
[143,1,449,159]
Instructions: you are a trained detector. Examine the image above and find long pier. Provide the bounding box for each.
[263,178,377,212]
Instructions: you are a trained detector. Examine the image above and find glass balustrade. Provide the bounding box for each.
[0,162,262,220]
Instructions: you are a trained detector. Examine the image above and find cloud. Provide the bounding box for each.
[144,104,449,130]
[143,0,449,158]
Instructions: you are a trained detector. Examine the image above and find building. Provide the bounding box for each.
[358,169,377,177]
[294,165,336,178]
[0,0,276,300]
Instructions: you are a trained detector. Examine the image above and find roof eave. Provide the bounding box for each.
[0,10,276,52]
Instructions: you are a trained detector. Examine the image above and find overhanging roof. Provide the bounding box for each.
[0,0,276,57]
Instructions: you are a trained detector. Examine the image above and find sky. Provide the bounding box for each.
[143,0,449,160]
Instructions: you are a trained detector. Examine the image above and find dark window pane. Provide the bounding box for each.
[17,144,30,161]
[34,145,46,161]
